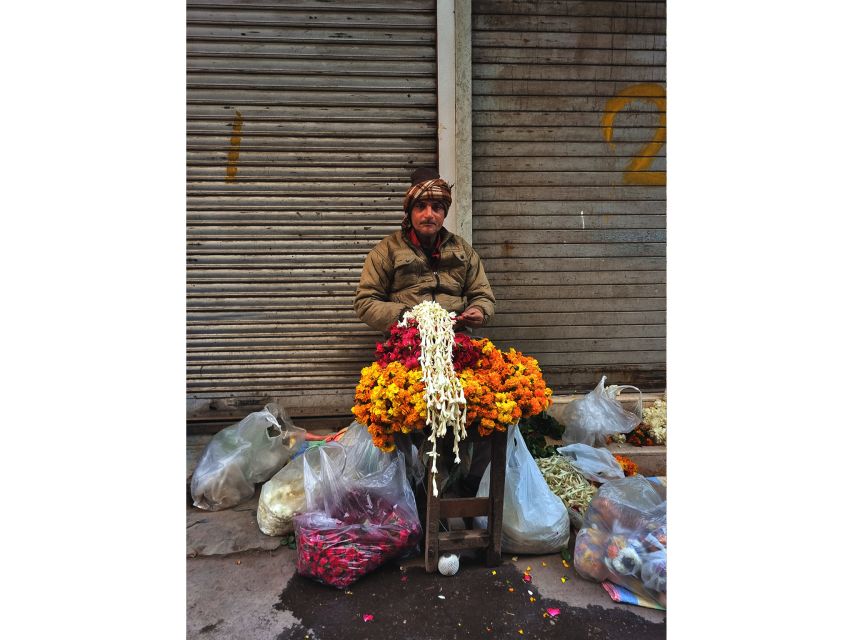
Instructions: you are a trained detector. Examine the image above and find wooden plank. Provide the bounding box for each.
[472,32,665,50]
[473,127,662,144]
[473,14,665,34]
[497,298,665,313]
[487,270,665,287]
[436,529,491,550]
[491,283,665,299]
[473,95,663,112]
[473,200,666,215]
[520,351,664,367]
[487,429,507,566]
[473,185,666,201]
[484,324,665,341]
[541,365,666,393]
[474,79,665,98]
[473,110,663,127]
[475,214,665,230]
[473,1,666,18]
[473,47,666,66]
[477,229,665,244]
[482,257,665,272]
[476,242,665,259]
[472,142,666,158]
[488,311,666,326]
[439,497,491,519]
[473,64,665,83]
[489,338,666,353]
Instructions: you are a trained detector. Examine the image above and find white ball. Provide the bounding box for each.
[438,553,460,576]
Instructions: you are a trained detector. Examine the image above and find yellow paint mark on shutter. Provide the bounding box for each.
[225,110,243,182]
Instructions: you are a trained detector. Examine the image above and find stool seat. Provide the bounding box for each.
[424,428,507,572]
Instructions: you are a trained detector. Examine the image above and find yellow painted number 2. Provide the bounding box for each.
[601,84,666,186]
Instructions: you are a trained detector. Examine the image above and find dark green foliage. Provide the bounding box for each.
[518,411,565,459]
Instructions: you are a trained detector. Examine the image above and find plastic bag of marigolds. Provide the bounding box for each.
[293,437,421,589]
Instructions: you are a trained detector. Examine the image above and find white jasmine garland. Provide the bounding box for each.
[400,301,467,497]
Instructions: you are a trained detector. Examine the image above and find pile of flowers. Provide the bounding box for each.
[352,308,552,454]
[610,396,667,447]
[614,454,639,476]
[295,490,420,589]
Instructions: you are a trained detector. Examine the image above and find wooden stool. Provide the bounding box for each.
[424,428,507,572]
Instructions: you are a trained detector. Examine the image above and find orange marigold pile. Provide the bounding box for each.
[353,333,552,452]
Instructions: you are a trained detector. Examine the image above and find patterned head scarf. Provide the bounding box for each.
[401,167,453,231]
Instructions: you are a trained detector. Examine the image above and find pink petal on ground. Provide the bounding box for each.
[363,614,374,622]
[547,608,561,618]
[522,574,532,583]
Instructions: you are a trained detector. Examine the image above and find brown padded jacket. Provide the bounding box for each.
[353,229,496,334]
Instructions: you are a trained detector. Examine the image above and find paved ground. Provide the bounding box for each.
[187,489,666,640]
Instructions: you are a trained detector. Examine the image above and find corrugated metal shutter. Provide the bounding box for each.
[187,0,438,430]
[470,0,666,392]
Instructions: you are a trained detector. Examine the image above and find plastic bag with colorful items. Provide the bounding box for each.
[191,403,306,511]
[294,424,422,589]
[573,476,667,607]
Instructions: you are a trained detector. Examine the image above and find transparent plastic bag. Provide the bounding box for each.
[294,435,422,589]
[556,443,625,484]
[191,403,306,511]
[257,458,306,536]
[573,476,667,606]
[474,424,571,554]
[556,376,642,446]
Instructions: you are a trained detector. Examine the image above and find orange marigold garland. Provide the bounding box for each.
[352,321,553,452]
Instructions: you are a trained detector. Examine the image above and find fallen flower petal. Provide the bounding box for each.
[561,577,567,583]
[547,608,561,618]
[522,574,532,583]
[491,570,497,575]
[530,597,536,603]
[438,595,446,600]
[363,614,374,622]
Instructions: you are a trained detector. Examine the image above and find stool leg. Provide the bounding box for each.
[425,465,440,572]
[486,429,507,567]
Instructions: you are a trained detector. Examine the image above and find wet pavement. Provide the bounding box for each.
[187,493,666,640]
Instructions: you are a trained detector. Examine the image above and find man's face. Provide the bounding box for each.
[410,199,447,240]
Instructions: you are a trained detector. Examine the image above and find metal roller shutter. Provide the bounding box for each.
[187,0,438,431]
[471,0,666,392]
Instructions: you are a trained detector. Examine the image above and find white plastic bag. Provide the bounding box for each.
[556,376,641,446]
[556,443,625,484]
[191,403,306,511]
[474,424,571,554]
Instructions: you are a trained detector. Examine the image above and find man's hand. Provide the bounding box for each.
[455,306,485,328]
